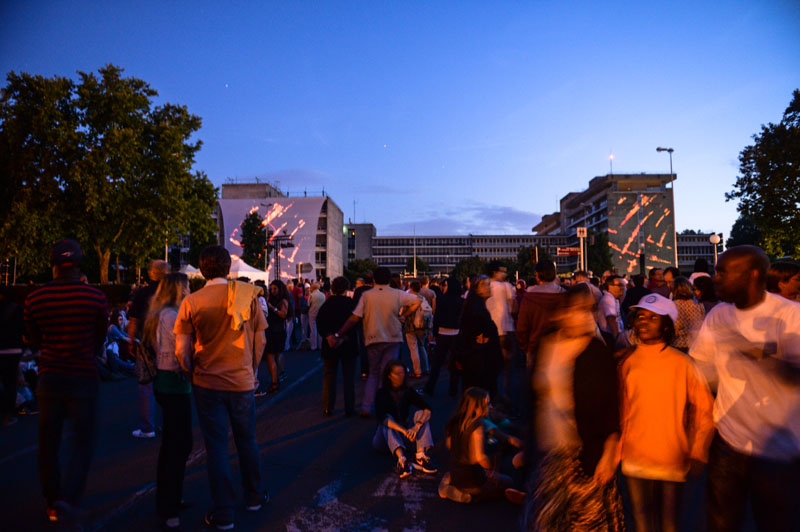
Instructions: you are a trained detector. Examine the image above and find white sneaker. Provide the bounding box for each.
[131,429,156,438]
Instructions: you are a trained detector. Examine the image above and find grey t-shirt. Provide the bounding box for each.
[353,285,419,346]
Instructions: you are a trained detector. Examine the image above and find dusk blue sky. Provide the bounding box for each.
[2,1,798,236]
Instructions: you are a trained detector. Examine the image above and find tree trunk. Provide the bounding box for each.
[97,247,111,284]
[115,253,121,284]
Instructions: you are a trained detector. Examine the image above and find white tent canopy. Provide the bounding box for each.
[179,264,203,278]
[228,255,271,282]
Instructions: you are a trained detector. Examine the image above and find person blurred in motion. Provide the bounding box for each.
[24,240,108,527]
[455,275,502,398]
[439,387,523,504]
[423,277,463,397]
[372,360,436,478]
[523,284,624,531]
[619,293,714,532]
[670,277,705,353]
[352,274,373,381]
[485,261,519,407]
[142,273,193,529]
[516,261,565,369]
[307,282,326,350]
[316,276,357,417]
[766,260,800,301]
[693,275,719,314]
[621,273,651,319]
[690,245,800,532]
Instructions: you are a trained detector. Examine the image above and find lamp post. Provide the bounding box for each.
[709,234,721,266]
[656,147,678,268]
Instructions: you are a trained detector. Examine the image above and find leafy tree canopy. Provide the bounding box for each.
[587,230,613,274]
[0,64,218,282]
[450,256,486,283]
[343,258,379,285]
[726,89,800,258]
[240,211,269,269]
[726,214,761,249]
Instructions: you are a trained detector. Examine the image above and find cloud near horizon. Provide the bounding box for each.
[380,203,542,236]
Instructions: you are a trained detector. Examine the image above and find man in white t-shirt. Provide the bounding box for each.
[485,261,519,405]
[689,245,800,531]
[598,275,625,345]
[328,267,420,417]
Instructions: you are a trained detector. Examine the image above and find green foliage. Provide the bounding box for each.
[726,89,800,258]
[343,258,379,285]
[405,256,430,274]
[726,214,761,249]
[450,256,486,283]
[587,230,613,274]
[240,211,269,269]
[0,64,218,282]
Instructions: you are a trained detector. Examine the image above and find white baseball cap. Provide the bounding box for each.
[631,293,678,323]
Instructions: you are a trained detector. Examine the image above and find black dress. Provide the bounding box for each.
[454,297,502,397]
[265,297,287,354]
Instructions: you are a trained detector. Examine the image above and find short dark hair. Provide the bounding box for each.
[331,276,350,296]
[693,258,709,274]
[410,280,421,292]
[373,267,392,285]
[693,275,717,302]
[665,267,681,279]
[767,261,800,294]
[487,260,506,276]
[199,246,231,280]
[632,274,646,287]
[381,359,407,390]
[649,267,663,278]
[535,260,556,283]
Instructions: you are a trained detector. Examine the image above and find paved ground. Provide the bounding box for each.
[0,347,753,531]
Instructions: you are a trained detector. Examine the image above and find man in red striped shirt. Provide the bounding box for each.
[24,239,108,526]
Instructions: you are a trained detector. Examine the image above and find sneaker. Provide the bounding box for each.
[164,516,180,529]
[203,511,234,530]
[132,429,156,438]
[395,458,413,479]
[2,416,18,427]
[46,507,58,522]
[253,389,268,398]
[245,492,270,511]
[413,454,438,474]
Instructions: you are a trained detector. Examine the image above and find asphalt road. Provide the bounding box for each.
[0,347,752,531]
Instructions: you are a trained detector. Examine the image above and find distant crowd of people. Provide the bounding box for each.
[1,238,799,531]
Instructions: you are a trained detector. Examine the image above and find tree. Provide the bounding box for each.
[343,258,379,285]
[0,65,218,282]
[450,256,486,283]
[726,214,761,249]
[240,211,269,269]
[726,89,800,258]
[405,256,430,275]
[587,231,613,274]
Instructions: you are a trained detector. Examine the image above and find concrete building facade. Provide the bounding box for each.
[342,222,376,265]
[216,183,344,281]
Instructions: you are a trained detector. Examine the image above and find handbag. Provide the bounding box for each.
[133,339,158,385]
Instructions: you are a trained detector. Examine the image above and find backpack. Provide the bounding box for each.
[133,339,158,385]
[413,296,434,330]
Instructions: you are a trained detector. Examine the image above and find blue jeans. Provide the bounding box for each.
[360,342,401,414]
[193,386,262,522]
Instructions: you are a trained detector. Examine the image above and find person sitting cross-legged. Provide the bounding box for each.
[372,360,437,478]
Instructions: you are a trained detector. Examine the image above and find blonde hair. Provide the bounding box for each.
[446,387,490,440]
[142,273,189,347]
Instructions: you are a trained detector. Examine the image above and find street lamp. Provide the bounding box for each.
[656,147,678,268]
[709,234,721,266]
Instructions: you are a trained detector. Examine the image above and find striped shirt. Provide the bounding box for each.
[24,280,109,377]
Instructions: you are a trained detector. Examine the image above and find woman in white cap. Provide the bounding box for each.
[618,293,714,532]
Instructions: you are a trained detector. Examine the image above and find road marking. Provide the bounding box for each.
[90,361,322,531]
[286,477,386,532]
[374,474,437,531]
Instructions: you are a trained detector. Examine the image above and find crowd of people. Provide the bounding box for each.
[2,238,799,531]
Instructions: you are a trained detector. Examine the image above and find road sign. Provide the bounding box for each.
[296,262,313,274]
[557,247,581,256]
[576,227,587,238]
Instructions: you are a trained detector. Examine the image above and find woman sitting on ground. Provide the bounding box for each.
[372,360,437,478]
[439,386,524,504]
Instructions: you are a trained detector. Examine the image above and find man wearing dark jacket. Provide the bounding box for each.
[422,277,463,397]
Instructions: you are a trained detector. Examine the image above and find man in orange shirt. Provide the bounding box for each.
[175,246,267,530]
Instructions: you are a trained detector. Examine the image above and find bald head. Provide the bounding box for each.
[720,245,769,285]
[148,260,170,282]
[715,245,770,307]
